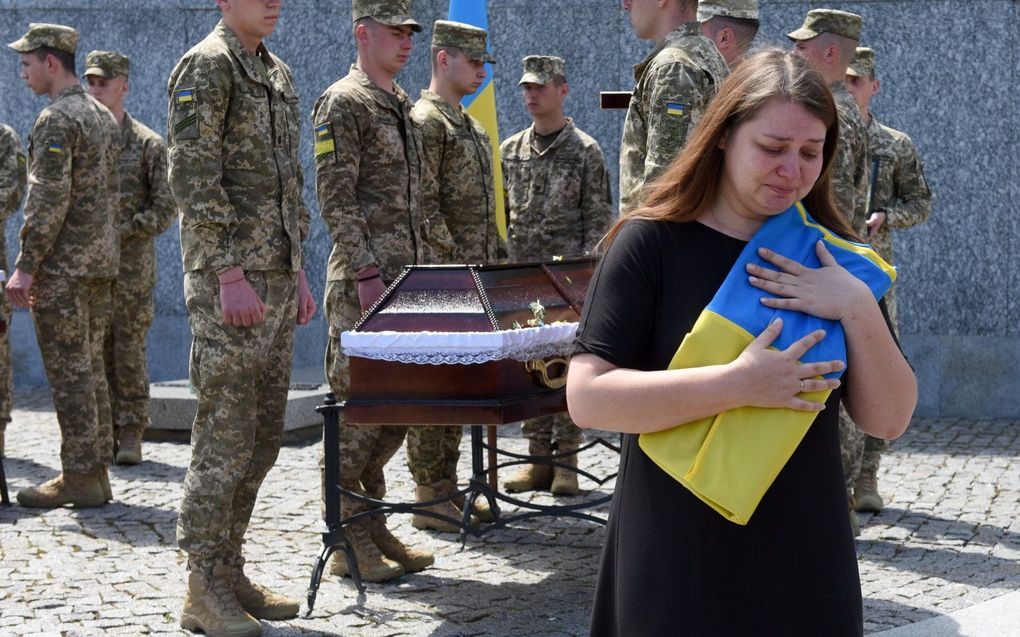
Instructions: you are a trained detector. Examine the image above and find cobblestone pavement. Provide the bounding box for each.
[1,391,1018,636]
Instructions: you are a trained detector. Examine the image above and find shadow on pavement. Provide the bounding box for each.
[863,597,943,633]
[893,419,1020,457]
[864,507,1020,548]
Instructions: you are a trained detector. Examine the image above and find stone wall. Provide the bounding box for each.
[2,0,1015,417]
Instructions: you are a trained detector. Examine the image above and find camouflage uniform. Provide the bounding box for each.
[0,124,27,447]
[312,63,425,514]
[83,52,178,441]
[830,81,871,231]
[619,21,728,212]
[405,22,504,487]
[167,20,308,574]
[501,55,614,451]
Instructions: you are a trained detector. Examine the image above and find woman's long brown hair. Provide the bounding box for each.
[603,48,860,249]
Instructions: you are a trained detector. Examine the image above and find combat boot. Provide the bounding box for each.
[330,517,404,582]
[17,472,105,508]
[849,503,861,537]
[180,566,262,637]
[443,478,494,523]
[503,439,553,493]
[411,482,478,533]
[853,465,884,513]
[370,514,434,573]
[550,443,580,496]
[99,465,113,502]
[229,568,299,620]
[115,428,142,465]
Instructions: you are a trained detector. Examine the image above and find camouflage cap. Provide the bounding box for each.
[432,20,496,64]
[697,0,759,21]
[8,23,79,55]
[846,46,876,77]
[84,50,131,79]
[352,0,423,33]
[518,55,565,86]
[787,9,862,42]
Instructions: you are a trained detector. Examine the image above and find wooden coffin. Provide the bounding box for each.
[343,259,596,425]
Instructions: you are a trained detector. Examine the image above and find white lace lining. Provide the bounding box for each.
[340,323,578,364]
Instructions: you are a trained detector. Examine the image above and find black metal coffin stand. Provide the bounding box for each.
[305,260,619,615]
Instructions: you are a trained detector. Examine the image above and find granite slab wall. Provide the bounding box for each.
[1,0,1015,417]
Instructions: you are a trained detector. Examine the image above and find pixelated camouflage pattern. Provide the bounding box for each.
[1,125,27,428]
[432,20,496,64]
[84,50,131,78]
[697,0,759,21]
[501,119,613,259]
[105,278,154,434]
[519,55,565,85]
[619,22,729,211]
[829,81,870,234]
[838,403,865,498]
[177,270,297,569]
[859,432,889,482]
[846,46,874,78]
[313,65,426,295]
[352,0,422,31]
[412,90,503,264]
[405,425,461,485]
[322,280,408,508]
[32,275,114,474]
[522,413,583,447]
[16,85,120,278]
[167,21,309,275]
[7,22,79,55]
[787,9,862,42]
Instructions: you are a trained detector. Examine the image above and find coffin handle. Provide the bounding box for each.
[525,357,569,389]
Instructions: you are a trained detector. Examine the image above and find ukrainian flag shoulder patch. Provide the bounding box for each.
[314,122,335,160]
[175,88,196,106]
[46,143,63,154]
[665,102,687,118]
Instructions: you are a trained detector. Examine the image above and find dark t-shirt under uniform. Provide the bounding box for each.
[574,219,863,637]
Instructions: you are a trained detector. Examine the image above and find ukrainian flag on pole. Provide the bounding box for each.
[448,0,507,240]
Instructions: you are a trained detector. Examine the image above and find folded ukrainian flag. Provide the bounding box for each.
[638,202,895,524]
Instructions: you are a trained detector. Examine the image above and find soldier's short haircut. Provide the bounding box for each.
[703,16,760,54]
[431,44,463,71]
[817,32,857,68]
[31,46,75,75]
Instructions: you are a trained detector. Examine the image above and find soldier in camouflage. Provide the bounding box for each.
[619,0,728,212]
[405,19,503,533]
[6,23,120,510]
[789,9,871,535]
[312,0,435,583]
[500,54,613,496]
[698,0,760,69]
[846,46,932,515]
[0,124,27,459]
[166,1,316,633]
[84,50,176,467]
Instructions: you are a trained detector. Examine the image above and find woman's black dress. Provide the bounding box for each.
[575,220,863,637]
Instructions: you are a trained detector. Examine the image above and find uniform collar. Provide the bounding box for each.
[215,20,277,88]
[350,65,411,114]
[53,84,85,103]
[419,89,468,126]
[634,22,702,81]
[528,117,575,155]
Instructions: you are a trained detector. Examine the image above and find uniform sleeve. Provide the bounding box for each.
[166,52,237,273]
[414,113,456,263]
[129,135,177,238]
[580,141,614,253]
[831,119,864,233]
[16,111,74,275]
[0,129,27,221]
[313,94,377,274]
[641,61,707,186]
[280,62,311,247]
[479,132,506,260]
[884,137,932,230]
[852,121,871,227]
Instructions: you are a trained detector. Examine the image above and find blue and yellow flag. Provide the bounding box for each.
[639,203,896,525]
[448,0,506,240]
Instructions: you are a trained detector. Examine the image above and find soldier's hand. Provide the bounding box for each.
[5,268,34,309]
[296,270,317,325]
[218,268,266,327]
[866,211,886,239]
[357,275,386,312]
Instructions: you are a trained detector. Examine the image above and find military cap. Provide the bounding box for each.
[518,55,565,86]
[697,0,759,21]
[8,23,79,55]
[352,0,422,33]
[787,9,862,42]
[432,20,495,64]
[846,46,876,78]
[84,50,131,79]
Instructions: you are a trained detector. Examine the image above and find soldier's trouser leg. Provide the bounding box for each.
[178,270,297,572]
[838,403,867,499]
[32,276,112,474]
[0,291,12,441]
[406,426,462,486]
[859,435,889,479]
[106,279,155,434]
[521,416,554,444]
[549,412,583,448]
